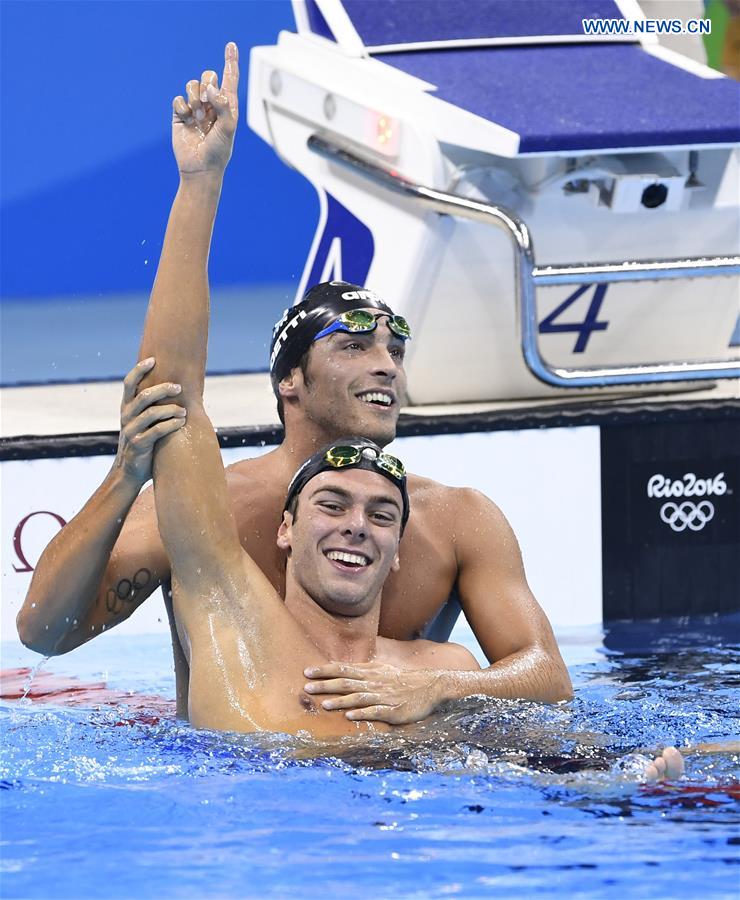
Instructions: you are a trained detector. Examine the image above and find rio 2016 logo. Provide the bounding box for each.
[647,472,728,533]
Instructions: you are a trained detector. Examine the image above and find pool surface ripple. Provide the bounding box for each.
[1,615,738,899]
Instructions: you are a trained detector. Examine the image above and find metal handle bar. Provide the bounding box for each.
[308,134,740,387]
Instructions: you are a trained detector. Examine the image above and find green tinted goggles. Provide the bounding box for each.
[324,444,406,482]
[313,310,411,343]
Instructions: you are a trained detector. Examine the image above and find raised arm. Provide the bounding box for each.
[16,44,241,657]
[138,43,249,605]
[138,46,239,399]
[137,45,300,733]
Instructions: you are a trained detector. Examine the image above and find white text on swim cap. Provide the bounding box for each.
[341,290,382,303]
[270,310,307,370]
[272,307,291,337]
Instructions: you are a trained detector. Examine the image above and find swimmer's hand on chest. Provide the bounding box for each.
[302,660,455,725]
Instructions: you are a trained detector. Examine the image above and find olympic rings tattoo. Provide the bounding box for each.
[103,568,153,614]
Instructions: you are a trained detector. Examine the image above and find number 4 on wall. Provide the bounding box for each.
[539,284,609,353]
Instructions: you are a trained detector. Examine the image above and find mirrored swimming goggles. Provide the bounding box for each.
[313,310,411,343]
[324,444,406,482]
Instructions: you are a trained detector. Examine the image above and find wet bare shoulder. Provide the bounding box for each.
[389,636,480,671]
[405,474,457,519]
[407,475,489,507]
[227,449,282,487]
[225,452,288,507]
[406,476,502,531]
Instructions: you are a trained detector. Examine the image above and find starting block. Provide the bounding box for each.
[248,0,740,403]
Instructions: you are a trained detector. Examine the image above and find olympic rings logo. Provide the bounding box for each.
[659,500,715,533]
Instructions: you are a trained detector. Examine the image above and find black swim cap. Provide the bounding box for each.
[269,281,394,391]
[284,437,410,532]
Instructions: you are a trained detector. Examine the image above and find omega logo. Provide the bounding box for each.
[12,510,67,573]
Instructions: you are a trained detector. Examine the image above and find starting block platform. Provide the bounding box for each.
[248,0,739,402]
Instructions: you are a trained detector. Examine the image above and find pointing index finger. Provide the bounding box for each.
[221,42,239,110]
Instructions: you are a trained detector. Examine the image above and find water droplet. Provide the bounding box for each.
[19,657,48,703]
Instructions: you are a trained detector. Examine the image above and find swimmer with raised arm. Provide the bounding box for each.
[137,43,478,736]
[19,39,572,725]
[18,44,690,778]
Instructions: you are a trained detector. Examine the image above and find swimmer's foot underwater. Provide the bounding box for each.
[644,746,685,782]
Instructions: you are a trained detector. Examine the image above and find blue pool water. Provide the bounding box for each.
[1,616,738,899]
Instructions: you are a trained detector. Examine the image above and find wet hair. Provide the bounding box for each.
[284,437,409,532]
[270,280,395,422]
